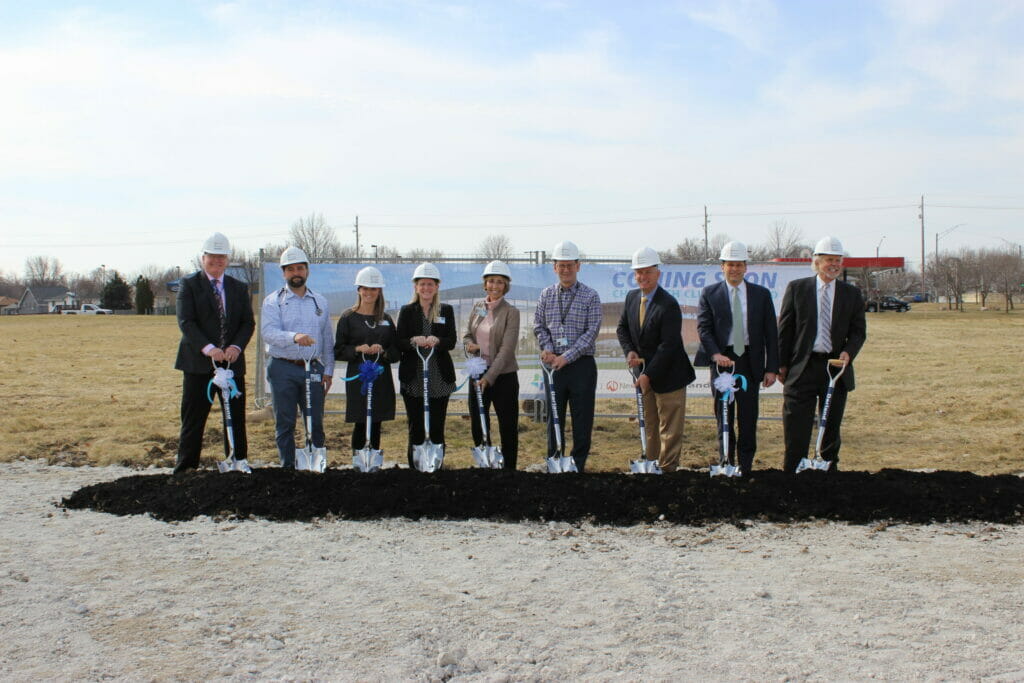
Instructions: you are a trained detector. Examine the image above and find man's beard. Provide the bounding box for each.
[289,276,306,288]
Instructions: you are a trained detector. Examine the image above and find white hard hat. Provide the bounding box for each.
[631,246,661,269]
[279,246,309,268]
[411,262,442,281]
[482,260,512,280]
[551,241,580,261]
[355,266,385,288]
[202,232,232,256]
[814,236,845,256]
[719,241,749,261]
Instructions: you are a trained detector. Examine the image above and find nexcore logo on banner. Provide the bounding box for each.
[260,261,810,398]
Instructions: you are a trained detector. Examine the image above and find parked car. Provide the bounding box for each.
[902,292,930,303]
[61,304,113,315]
[865,296,911,313]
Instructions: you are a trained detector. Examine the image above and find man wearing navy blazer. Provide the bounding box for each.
[695,241,779,474]
[616,247,695,472]
[778,236,867,472]
[173,232,256,473]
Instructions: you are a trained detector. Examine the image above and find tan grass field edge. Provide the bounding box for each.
[2,304,1021,474]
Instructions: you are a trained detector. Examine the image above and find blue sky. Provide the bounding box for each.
[2,0,1023,277]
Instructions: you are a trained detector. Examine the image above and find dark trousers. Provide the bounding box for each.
[175,371,248,472]
[402,393,450,468]
[468,372,520,470]
[268,358,326,468]
[783,355,848,473]
[546,355,597,472]
[711,348,761,473]
[351,422,383,451]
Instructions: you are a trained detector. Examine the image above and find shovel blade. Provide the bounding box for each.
[709,463,742,478]
[294,447,313,472]
[630,459,663,475]
[311,446,328,473]
[472,446,504,469]
[413,441,445,472]
[353,447,383,473]
[796,457,832,473]
[218,458,252,474]
[547,455,578,473]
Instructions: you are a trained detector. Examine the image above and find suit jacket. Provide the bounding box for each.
[175,271,256,375]
[463,297,520,385]
[694,280,780,382]
[396,302,457,384]
[615,286,695,393]
[778,275,867,390]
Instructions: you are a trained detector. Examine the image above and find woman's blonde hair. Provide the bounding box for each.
[349,287,385,322]
[409,280,442,322]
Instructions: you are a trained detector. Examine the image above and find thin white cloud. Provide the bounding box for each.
[678,0,779,52]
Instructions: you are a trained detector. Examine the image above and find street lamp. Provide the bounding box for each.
[371,244,379,263]
[875,236,886,258]
[935,223,964,258]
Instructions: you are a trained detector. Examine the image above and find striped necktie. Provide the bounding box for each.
[730,287,744,355]
[818,282,832,353]
[213,279,227,348]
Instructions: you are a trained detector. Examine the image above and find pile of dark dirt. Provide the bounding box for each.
[61,468,1024,525]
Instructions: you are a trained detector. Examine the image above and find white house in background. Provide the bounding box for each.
[14,286,76,314]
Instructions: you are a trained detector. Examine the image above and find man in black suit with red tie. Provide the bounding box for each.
[778,236,867,473]
[616,247,695,472]
[696,241,779,474]
[173,232,256,473]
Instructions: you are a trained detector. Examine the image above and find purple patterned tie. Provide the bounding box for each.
[213,279,227,348]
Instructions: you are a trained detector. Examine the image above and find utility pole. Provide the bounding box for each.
[353,215,360,259]
[703,205,710,260]
[919,195,925,296]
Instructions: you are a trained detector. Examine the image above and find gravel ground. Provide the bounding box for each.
[2,460,1023,681]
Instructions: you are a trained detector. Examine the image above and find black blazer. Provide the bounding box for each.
[615,286,694,393]
[695,280,780,382]
[778,276,866,390]
[396,302,457,384]
[174,271,255,375]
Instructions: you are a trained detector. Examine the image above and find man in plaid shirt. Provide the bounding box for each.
[533,240,602,471]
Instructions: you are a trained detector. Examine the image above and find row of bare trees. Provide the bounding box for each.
[927,247,1023,312]
[659,220,810,263]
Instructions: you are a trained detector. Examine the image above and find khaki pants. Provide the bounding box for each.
[641,386,686,472]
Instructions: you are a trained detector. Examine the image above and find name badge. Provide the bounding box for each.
[556,337,569,348]
[310,373,322,382]
[474,305,487,318]
[437,316,446,324]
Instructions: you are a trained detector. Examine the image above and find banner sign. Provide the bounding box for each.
[259,261,809,398]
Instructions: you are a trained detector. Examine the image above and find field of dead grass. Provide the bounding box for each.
[1,304,1021,473]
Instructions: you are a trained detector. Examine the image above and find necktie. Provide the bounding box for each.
[639,294,647,328]
[213,279,227,348]
[819,282,832,353]
[730,287,744,355]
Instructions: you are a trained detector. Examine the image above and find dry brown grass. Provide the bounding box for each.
[2,304,1021,473]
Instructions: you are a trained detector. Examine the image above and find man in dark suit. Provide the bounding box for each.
[616,247,695,472]
[778,236,867,473]
[173,232,256,473]
[695,241,780,474]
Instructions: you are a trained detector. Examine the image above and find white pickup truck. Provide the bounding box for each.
[61,304,113,315]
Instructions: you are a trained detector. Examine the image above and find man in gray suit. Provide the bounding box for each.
[696,241,779,474]
[778,236,867,472]
[616,247,695,472]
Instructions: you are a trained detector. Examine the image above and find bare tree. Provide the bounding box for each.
[289,213,342,260]
[24,255,67,287]
[0,270,23,298]
[752,219,809,259]
[375,245,402,263]
[478,234,513,260]
[231,249,263,289]
[659,234,729,263]
[407,248,445,260]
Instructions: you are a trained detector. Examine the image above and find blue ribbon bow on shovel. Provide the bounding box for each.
[713,370,748,403]
[206,366,241,403]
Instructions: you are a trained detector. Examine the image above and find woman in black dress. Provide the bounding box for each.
[334,266,399,457]
[396,262,457,468]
